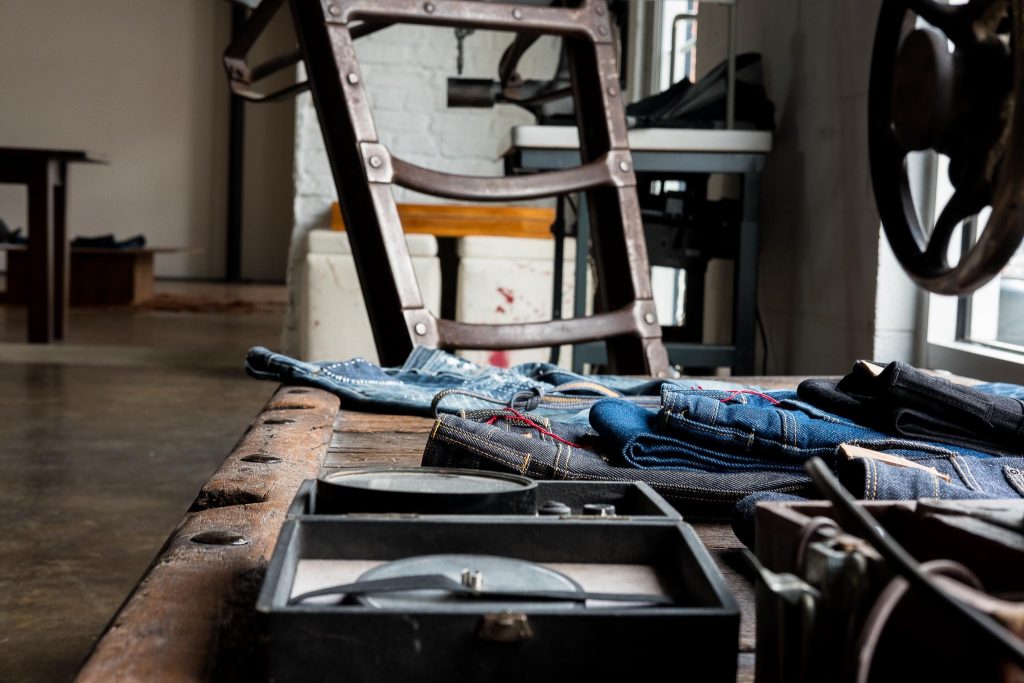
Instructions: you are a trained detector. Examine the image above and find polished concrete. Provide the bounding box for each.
[0,282,285,682]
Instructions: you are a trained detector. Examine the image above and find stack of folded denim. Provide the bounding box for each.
[798,360,1024,457]
[245,347,1024,533]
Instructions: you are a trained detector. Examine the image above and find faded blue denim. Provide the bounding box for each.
[589,385,996,475]
[244,346,743,419]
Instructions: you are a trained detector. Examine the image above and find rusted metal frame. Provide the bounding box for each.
[389,151,627,201]
[223,0,310,102]
[566,34,667,373]
[296,0,667,374]
[290,0,431,365]
[436,303,648,350]
[328,0,602,40]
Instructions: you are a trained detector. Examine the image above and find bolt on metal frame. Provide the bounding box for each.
[227,0,669,375]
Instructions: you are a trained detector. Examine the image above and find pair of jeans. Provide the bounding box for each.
[588,386,995,477]
[798,360,1024,457]
[420,407,814,520]
[244,346,743,419]
[730,439,1024,546]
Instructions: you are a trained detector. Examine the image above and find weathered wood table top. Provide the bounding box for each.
[77,378,806,682]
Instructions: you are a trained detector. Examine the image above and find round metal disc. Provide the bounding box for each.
[315,467,538,515]
[356,554,583,612]
[323,469,531,495]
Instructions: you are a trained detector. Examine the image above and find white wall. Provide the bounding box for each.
[0,0,294,281]
[293,25,559,233]
[697,0,890,373]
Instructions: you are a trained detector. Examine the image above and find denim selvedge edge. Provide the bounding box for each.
[420,409,814,520]
[245,345,745,419]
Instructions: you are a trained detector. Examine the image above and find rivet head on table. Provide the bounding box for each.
[369,155,383,168]
[595,3,606,14]
[423,2,435,13]
[607,85,618,97]
[512,7,523,19]
[597,24,608,35]
[414,322,428,335]
[347,72,360,85]
[644,312,656,325]
[618,160,630,172]
[191,531,248,546]
[327,4,340,16]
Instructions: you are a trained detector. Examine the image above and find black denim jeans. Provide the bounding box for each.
[420,409,814,520]
[798,361,1024,457]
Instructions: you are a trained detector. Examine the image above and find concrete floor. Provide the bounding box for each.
[0,282,286,682]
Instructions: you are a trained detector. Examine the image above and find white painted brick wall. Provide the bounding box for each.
[292,25,559,233]
[285,26,558,353]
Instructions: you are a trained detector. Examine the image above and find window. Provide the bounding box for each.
[922,153,1024,382]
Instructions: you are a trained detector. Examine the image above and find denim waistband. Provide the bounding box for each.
[244,345,745,419]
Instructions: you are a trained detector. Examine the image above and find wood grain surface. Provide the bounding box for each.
[78,374,820,681]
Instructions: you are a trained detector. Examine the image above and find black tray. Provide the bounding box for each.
[258,511,738,681]
[287,477,683,521]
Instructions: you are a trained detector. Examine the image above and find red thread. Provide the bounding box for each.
[719,389,780,405]
[485,408,583,448]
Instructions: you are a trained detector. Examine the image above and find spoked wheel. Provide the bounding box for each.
[870,0,1024,294]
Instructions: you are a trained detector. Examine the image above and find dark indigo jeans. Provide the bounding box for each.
[798,360,1024,457]
[421,408,814,520]
[245,346,742,419]
[588,386,994,477]
[731,439,1024,546]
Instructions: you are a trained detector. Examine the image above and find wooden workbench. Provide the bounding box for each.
[77,379,804,682]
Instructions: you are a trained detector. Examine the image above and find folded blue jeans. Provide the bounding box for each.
[589,386,995,475]
[731,440,1024,546]
[244,346,743,419]
[420,407,814,520]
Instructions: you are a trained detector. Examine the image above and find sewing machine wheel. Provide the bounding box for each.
[870,0,1024,294]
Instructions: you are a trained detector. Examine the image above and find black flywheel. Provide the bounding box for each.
[870,0,1024,294]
